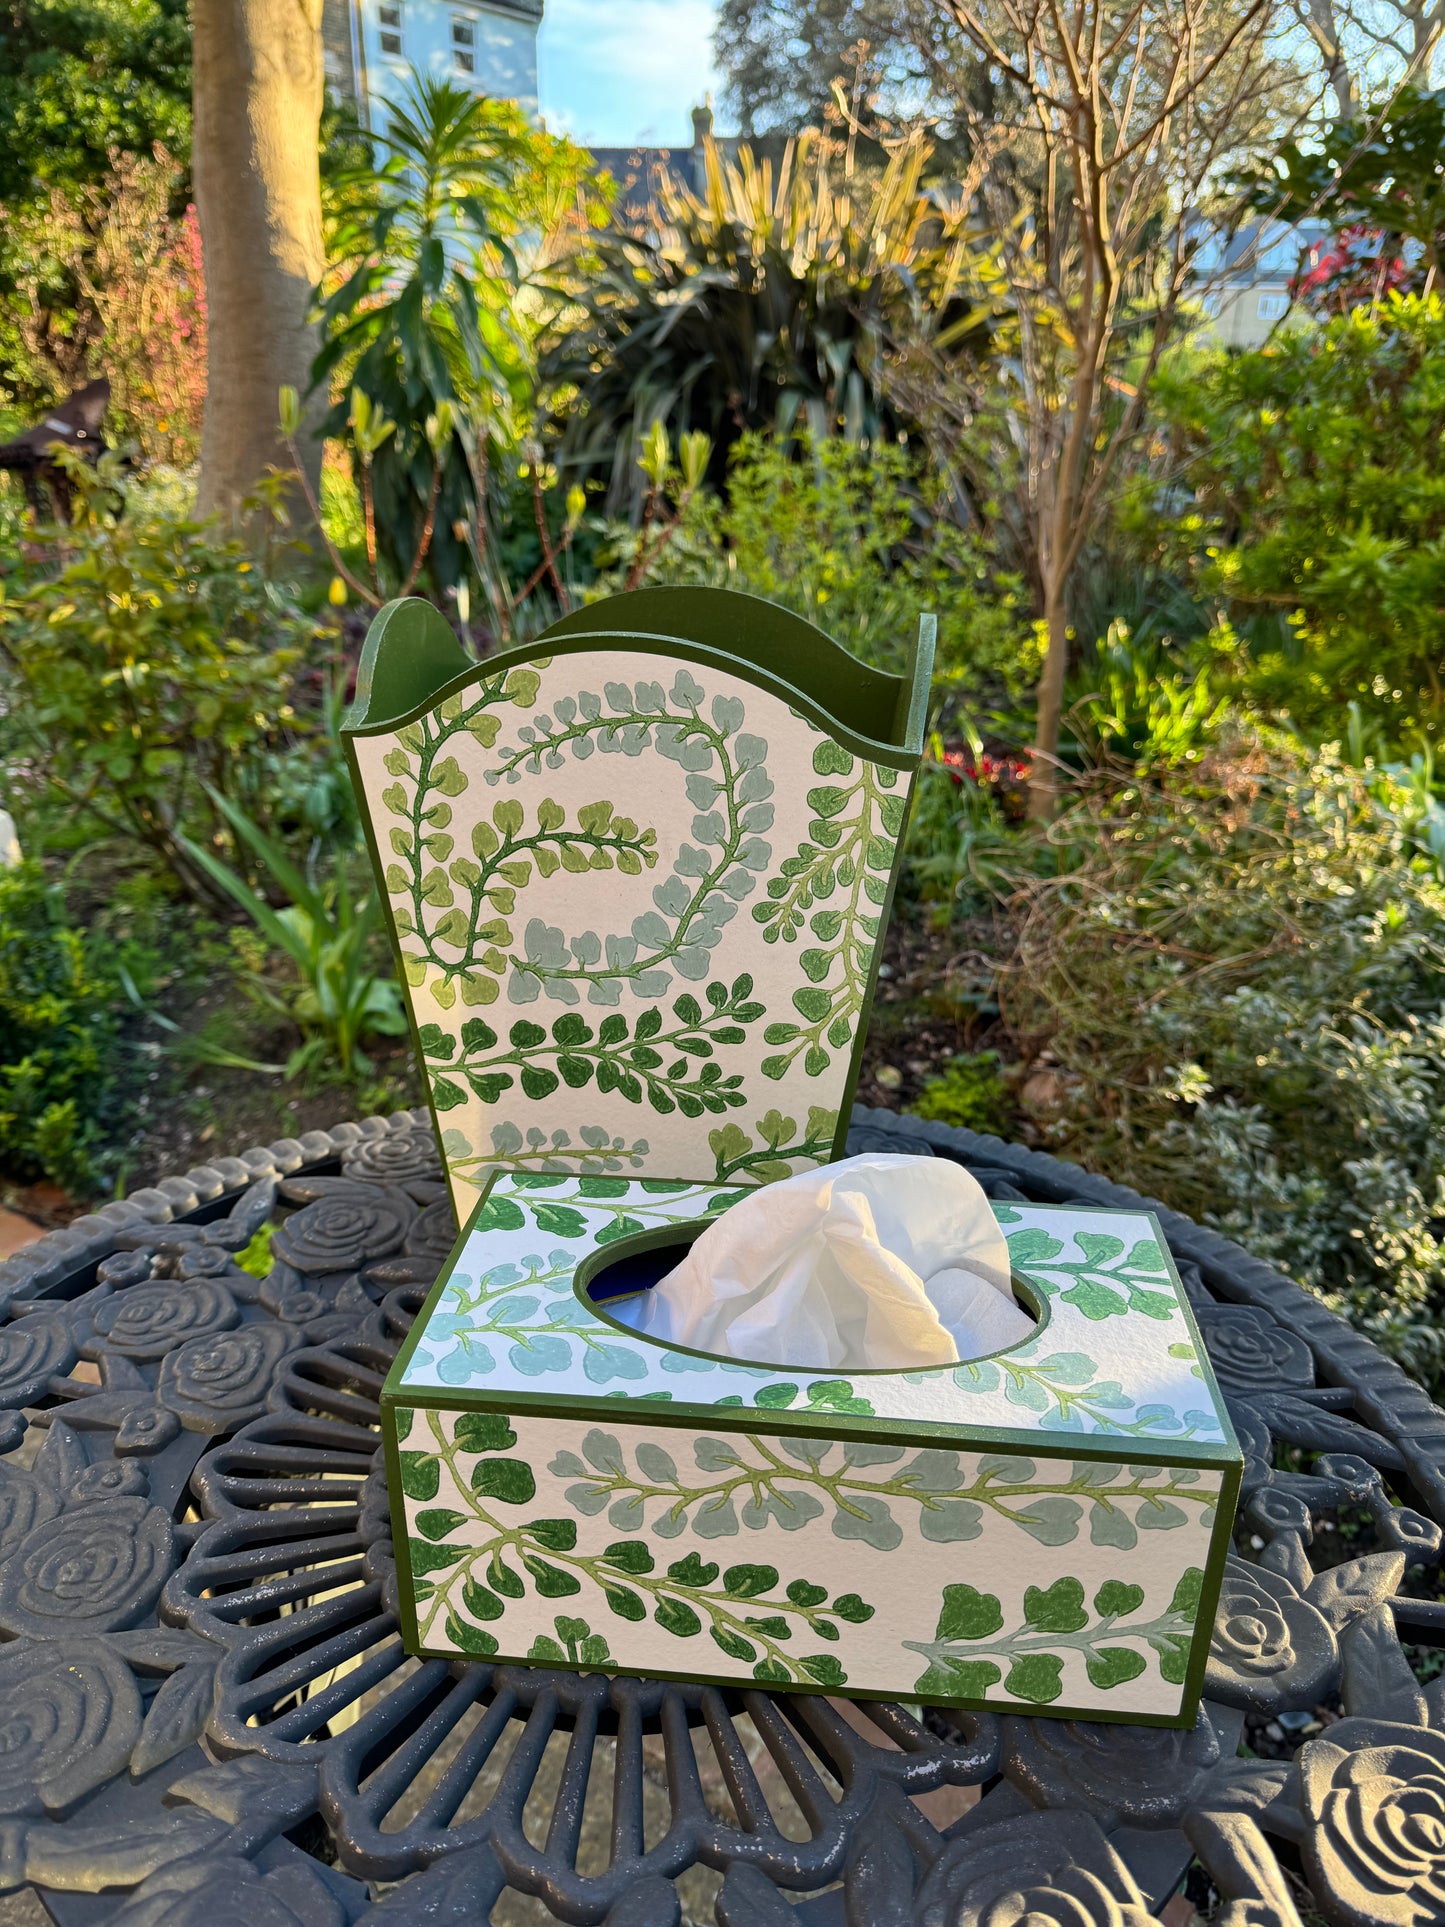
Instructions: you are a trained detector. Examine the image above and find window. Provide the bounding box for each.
[452,14,475,70]
[1257,291,1289,321]
[378,2,402,56]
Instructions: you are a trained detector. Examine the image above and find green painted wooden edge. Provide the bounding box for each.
[381,1188,1240,1726]
[344,598,472,733]
[539,588,922,748]
[825,646,928,1159]
[341,590,933,767]
[342,730,468,1213]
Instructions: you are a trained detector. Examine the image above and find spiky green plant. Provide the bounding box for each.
[546,128,990,507]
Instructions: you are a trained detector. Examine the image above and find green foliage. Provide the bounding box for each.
[1,147,204,456]
[0,461,318,901]
[313,78,598,600]
[902,731,1027,915]
[1240,87,1445,282]
[715,0,904,134]
[0,0,190,203]
[1148,298,1445,736]
[546,130,987,505]
[620,432,1032,688]
[1071,622,1228,774]
[0,862,129,1192]
[0,0,191,405]
[1007,724,1445,1390]
[909,1052,1010,1133]
[176,789,407,1080]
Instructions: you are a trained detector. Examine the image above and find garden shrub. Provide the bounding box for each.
[1149,295,1445,740]
[0,150,203,453]
[0,862,130,1193]
[0,465,320,901]
[909,1052,1011,1132]
[626,433,1034,691]
[1004,723,1445,1390]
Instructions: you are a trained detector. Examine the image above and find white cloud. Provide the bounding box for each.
[538,0,729,146]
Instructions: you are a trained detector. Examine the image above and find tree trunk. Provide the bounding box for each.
[192,0,325,526]
[1028,573,1071,822]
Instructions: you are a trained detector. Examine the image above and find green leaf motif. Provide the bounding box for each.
[1094,1580,1145,1617]
[712,1626,756,1662]
[446,1614,499,1656]
[655,1596,702,1638]
[1086,1646,1148,1689]
[525,1518,577,1551]
[525,1556,582,1598]
[409,1536,465,1577]
[602,1541,654,1574]
[1012,1496,1083,1546]
[469,1458,536,1504]
[415,1508,468,1542]
[1169,1567,1205,1617]
[722,1563,779,1599]
[935,1584,1005,1642]
[461,1577,504,1622]
[603,1583,646,1622]
[915,1657,1002,1701]
[398,1452,441,1501]
[832,1593,874,1624]
[1005,1654,1065,1704]
[454,1413,517,1454]
[668,1552,719,1588]
[1024,1578,1088,1634]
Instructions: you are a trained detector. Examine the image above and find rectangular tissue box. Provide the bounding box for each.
[382,1175,1242,1726]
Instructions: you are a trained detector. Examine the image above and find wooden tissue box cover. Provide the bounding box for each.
[381,1177,1242,1726]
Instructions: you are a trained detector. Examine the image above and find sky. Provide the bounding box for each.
[537,0,730,148]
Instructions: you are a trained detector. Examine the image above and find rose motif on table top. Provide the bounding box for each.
[90,1280,239,1361]
[270,1195,410,1274]
[1000,1710,1222,1828]
[158,1323,302,1433]
[405,1197,460,1266]
[972,1869,1162,1927]
[66,1459,149,1505]
[0,1460,58,1553]
[0,1313,76,1405]
[1296,1718,1445,1927]
[0,1495,174,1636]
[914,1810,1163,1927]
[97,1249,155,1290]
[108,1852,347,1927]
[0,1637,141,1817]
[1206,1555,1338,1712]
[1229,1403,1275,1496]
[176,1245,241,1281]
[341,1129,442,1185]
[1198,1305,1314,1392]
[1247,1487,1313,1538]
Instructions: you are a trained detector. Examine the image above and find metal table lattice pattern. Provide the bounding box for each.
[0,1106,1442,1926]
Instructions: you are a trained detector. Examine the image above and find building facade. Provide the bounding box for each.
[323,0,543,129]
[1193,219,1333,348]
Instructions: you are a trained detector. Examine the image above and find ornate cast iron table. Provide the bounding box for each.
[0,1105,1443,1926]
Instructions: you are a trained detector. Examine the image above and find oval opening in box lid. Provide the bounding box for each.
[578,1221,1042,1377]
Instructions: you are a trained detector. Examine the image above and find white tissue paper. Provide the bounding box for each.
[610,1153,1034,1370]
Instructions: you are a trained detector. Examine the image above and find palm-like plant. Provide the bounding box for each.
[307,79,533,596]
[544,128,989,508]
